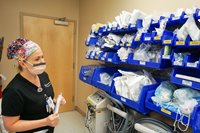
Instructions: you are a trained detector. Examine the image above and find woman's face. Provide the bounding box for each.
[19,48,46,72]
[26,48,45,65]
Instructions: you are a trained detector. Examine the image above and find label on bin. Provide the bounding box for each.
[83,77,86,81]
[152,20,158,24]
[103,29,106,32]
[189,41,200,46]
[173,61,182,66]
[182,80,192,86]
[99,33,102,36]
[173,16,180,20]
[187,63,197,68]
[184,15,189,19]
[108,58,112,62]
[101,57,105,61]
[95,56,99,59]
[162,55,170,59]
[135,37,140,41]
[126,43,131,47]
[145,37,151,41]
[130,24,135,28]
[121,97,126,102]
[112,27,117,30]
[161,108,171,115]
[120,43,124,46]
[163,40,171,44]
[176,41,185,45]
[154,36,161,40]
[140,61,146,65]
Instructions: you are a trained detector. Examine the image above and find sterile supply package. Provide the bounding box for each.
[114,70,156,101]
[133,44,162,63]
[99,72,113,86]
[117,47,133,62]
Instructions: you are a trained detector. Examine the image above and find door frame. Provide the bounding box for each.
[20,12,78,109]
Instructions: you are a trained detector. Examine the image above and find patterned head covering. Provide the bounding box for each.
[7,38,39,61]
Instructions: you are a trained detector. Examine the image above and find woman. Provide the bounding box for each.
[1,38,66,133]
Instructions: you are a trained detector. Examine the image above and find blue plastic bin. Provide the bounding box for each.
[132,34,143,47]
[150,16,166,31]
[92,67,119,94]
[152,31,162,44]
[168,12,186,25]
[127,51,171,69]
[186,35,200,48]
[161,46,172,60]
[146,89,200,133]
[142,33,153,44]
[79,66,96,85]
[85,37,98,46]
[111,71,159,114]
[170,68,200,90]
[85,51,92,59]
[194,8,200,19]
[173,34,187,47]
[161,30,174,46]
[185,55,200,69]
[94,52,104,60]
[171,50,188,67]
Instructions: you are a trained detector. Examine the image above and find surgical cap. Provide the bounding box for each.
[7,38,39,61]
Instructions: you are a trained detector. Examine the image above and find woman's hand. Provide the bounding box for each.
[60,97,66,105]
[46,113,60,127]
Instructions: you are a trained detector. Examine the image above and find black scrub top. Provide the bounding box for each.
[1,72,55,133]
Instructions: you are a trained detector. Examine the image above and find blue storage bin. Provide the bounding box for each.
[112,53,123,64]
[127,51,171,69]
[161,30,174,46]
[173,34,187,47]
[170,68,200,90]
[111,72,159,114]
[79,66,96,85]
[186,35,200,48]
[171,50,188,67]
[194,8,200,19]
[142,33,153,44]
[92,67,118,93]
[105,52,115,63]
[89,52,97,60]
[168,12,186,24]
[85,51,92,59]
[94,52,104,60]
[152,31,162,44]
[136,19,143,29]
[96,27,104,36]
[161,46,172,60]
[185,55,200,69]
[100,52,108,62]
[132,34,143,46]
[150,16,166,30]
[146,89,200,133]
[85,37,98,46]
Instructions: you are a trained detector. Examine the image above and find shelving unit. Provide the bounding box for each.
[80,8,200,133]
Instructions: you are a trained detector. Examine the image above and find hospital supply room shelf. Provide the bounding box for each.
[80,8,200,133]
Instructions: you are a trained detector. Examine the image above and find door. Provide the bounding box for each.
[22,14,75,112]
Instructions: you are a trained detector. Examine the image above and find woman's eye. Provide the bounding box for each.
[35,58,40,61]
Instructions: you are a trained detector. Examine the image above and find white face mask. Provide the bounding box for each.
[25,61,46,75]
